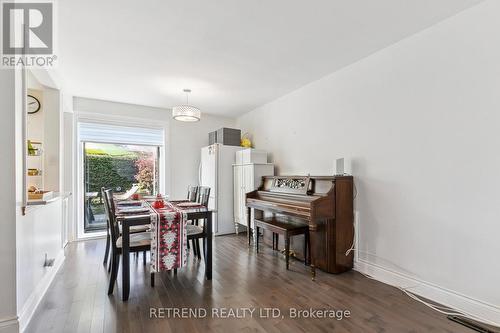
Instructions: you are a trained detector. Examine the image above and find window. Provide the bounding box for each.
[78,122,165,235]
[83,142,160,233]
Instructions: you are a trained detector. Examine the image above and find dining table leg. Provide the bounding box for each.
[122,223,130,301]
[247,206,252,246]
[205,212,212,280]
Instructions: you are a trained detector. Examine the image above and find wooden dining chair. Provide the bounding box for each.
[186,185,200,252]
[187,185,199,202]
[102,187,150,269]
[103,189,154,295]
[187,186,210,260]
[196,186,210,207]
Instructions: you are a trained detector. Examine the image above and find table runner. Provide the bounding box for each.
[147,201,188,272]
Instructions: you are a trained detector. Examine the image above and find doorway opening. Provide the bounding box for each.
[83,142,160,233]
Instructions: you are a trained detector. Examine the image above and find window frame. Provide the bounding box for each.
[74,112,168,240]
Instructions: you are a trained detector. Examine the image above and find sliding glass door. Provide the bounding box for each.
[83,142,160,233]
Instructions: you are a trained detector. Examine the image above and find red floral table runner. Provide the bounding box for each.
[147,200,189,272]
[147,200,205,272]
[116,198,206,273]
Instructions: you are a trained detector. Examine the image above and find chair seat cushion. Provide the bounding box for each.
[116,232,151,248]
[130,224,150,233]
[119,224,151,234]
[186,224,203,236]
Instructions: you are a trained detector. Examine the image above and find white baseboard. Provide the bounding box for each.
[18,250,65,332]
[0,317,19,333]
[354,258,500,326]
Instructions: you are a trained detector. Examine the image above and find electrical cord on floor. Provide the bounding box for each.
[348,248,500,329]
[400,285,499,329]
[346,181,499,329]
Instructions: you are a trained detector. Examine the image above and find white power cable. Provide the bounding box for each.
[346,181,358,257]
[352,251,500,328]
[347,181,499,328]
[345,220,355,256]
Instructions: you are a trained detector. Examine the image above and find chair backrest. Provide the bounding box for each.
[197,186,210,206]
[101,187,109,236]
[187,185,199,202]
[103,188,119,250]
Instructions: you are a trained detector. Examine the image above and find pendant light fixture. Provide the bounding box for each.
[172,89,201,122]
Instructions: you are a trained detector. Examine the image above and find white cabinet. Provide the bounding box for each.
[233,165,243,228]
[233,163,274,233]
[235,149,268,164]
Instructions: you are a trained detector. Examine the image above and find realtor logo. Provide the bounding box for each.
[1,1,56,67]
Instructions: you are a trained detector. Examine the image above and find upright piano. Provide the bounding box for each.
[246,175,354,278]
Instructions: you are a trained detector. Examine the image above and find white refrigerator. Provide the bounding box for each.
[200,144,242,235]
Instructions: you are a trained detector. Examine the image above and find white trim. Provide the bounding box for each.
[68,112,78,242]
[354,258,500,326]
[18,250,65,332]
[78,122,165,146]
[0,317,19,333]
[76,140,84,240]
[75,110,168,129]
[77,232,106,241]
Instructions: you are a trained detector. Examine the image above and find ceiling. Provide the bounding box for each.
[57,0,482,117]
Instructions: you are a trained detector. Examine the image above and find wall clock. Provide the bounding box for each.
[27,95,41,114]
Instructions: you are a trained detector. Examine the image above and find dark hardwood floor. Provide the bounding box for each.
[26,234,474,333]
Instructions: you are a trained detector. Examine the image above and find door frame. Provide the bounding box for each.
[74,112,168,240]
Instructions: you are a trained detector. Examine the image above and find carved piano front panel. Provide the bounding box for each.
[268,176,310,195]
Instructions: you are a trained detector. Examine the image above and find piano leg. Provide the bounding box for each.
[309,225,317,281]
[285,236,290,270]
[304,231,309,266]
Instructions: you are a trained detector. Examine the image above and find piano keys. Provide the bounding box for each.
[246,175,354,279]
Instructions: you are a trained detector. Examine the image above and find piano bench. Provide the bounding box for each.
[254,216,310,270]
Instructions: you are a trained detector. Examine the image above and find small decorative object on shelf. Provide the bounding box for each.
[27,187,53,200]
[240,133,252,148]
[28,168,42,176]
[27,140,42,156]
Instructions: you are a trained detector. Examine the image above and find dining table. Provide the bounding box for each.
[116,198,213,301]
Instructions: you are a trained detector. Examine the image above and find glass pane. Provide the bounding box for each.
[83,142,160,233]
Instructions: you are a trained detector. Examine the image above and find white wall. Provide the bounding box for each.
[169,114,236,199]
[0,69,20,333]
[16,202,64,332]
[237,0,500,324]
[71,97,235,210]
[62,110,74,244]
